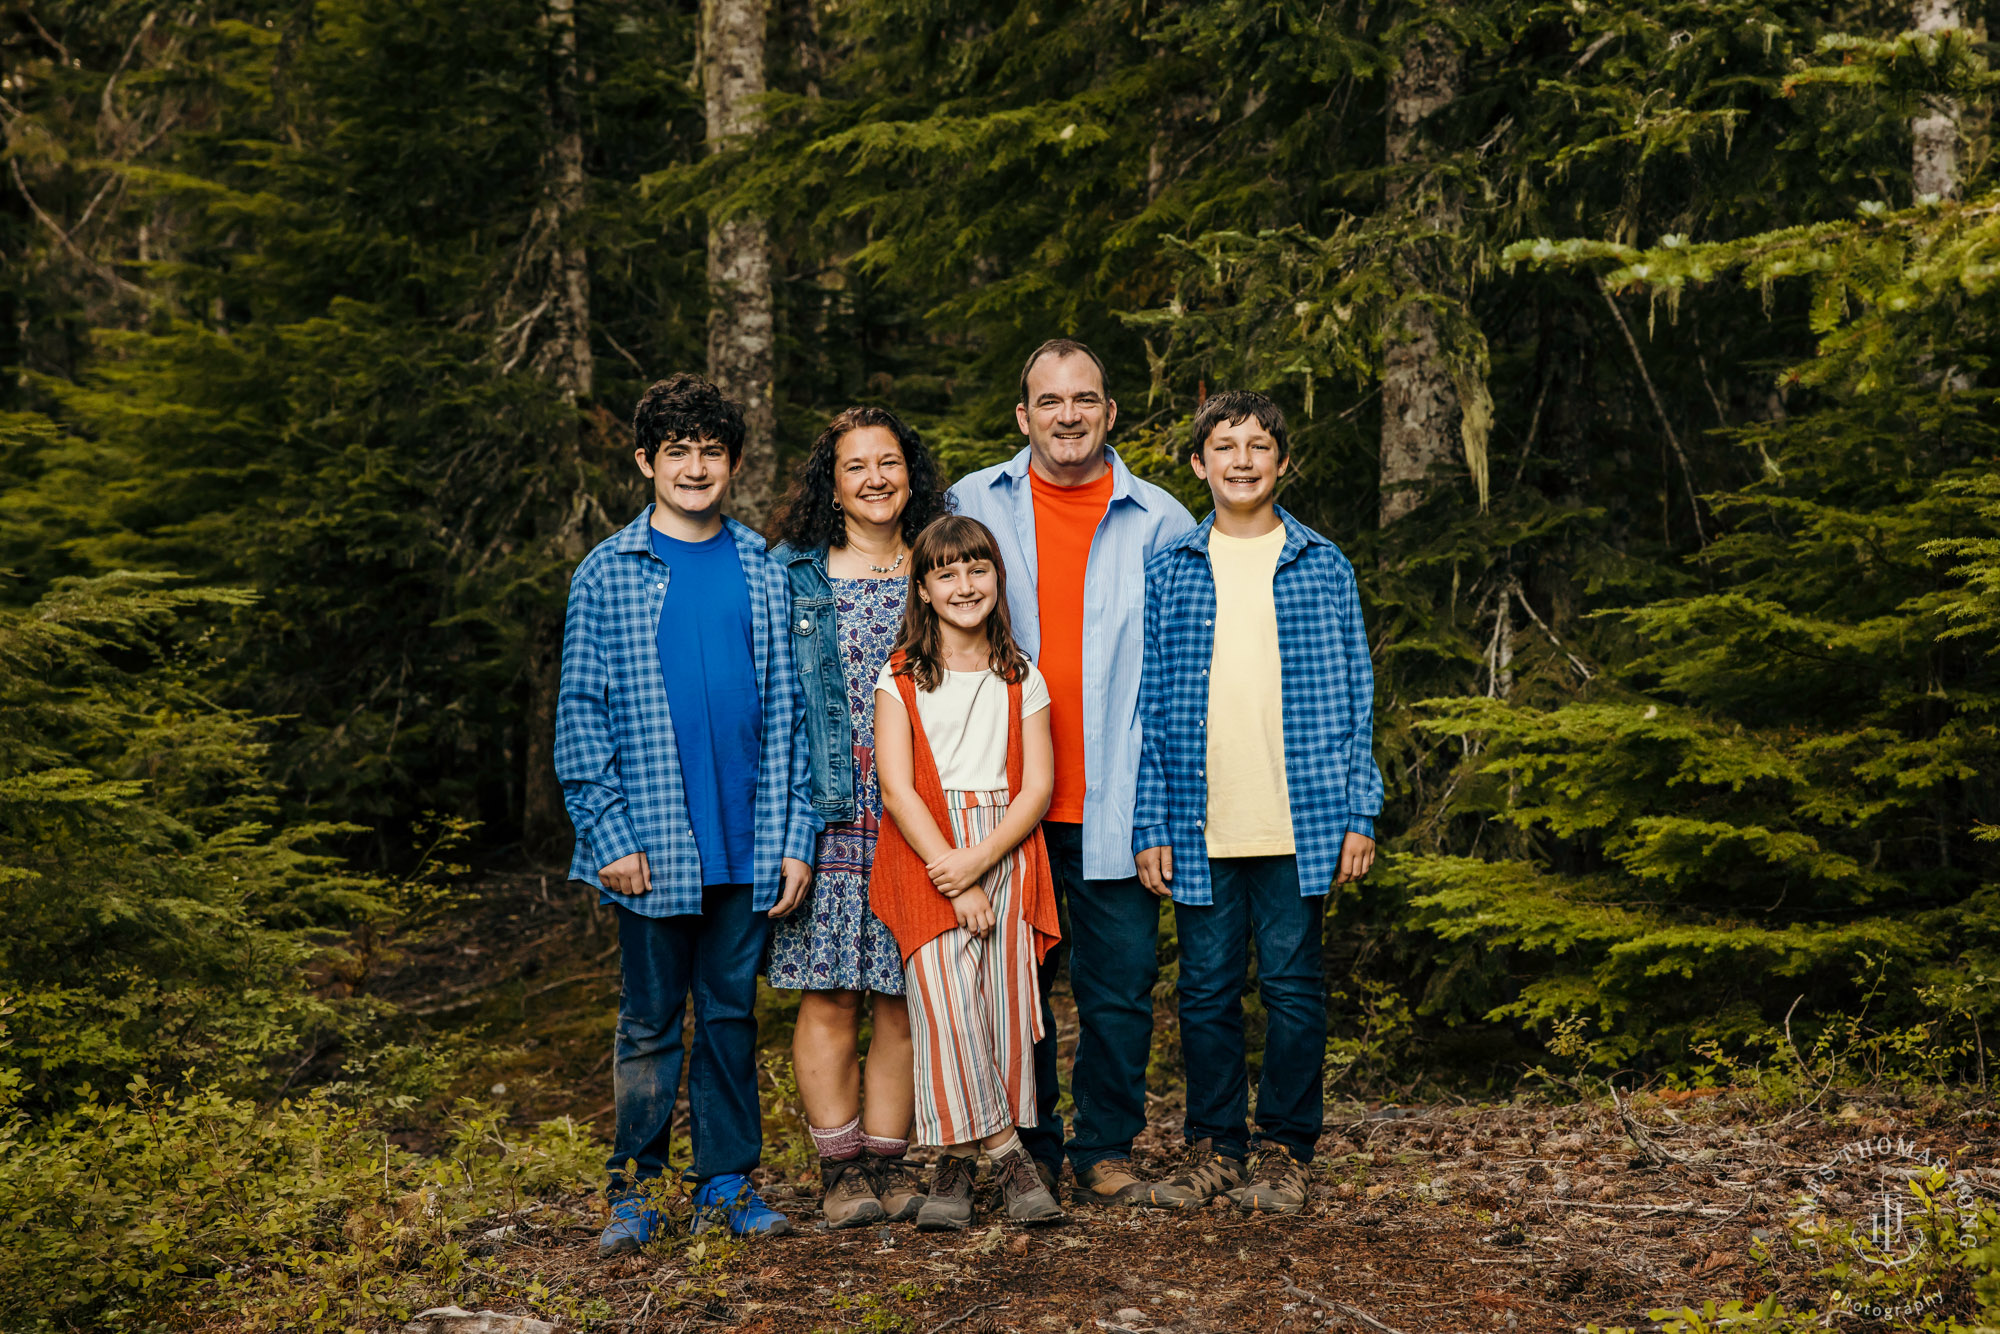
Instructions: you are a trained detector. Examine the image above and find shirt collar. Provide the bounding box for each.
[997,444,1154,510]
[1169,505,1328,564]
[615,505,766,555]
[770,539,827,572]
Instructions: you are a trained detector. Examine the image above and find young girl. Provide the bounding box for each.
[868,515,1064,1230]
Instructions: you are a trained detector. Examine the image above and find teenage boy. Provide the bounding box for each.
[950,339,1195,1204]
[1132,389,1383,1215]
[556,373,820,1255]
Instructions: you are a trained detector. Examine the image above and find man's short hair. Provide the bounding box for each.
[633,373,747,464]
[1189,389,1290,462]
[1018,338,1110,407]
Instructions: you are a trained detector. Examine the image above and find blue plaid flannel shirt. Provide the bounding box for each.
[1132,507,1384,904]
[555,507,821,917]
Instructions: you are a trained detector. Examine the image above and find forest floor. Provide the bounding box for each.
[366,873,2000,1334]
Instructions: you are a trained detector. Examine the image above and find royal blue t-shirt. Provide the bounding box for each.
[649,525,761,887]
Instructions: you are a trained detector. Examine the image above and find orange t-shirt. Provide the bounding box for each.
[1029,467,1114,824]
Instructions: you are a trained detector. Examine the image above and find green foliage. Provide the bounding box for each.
[0,572,396,1105]
[0,1072,599,1332]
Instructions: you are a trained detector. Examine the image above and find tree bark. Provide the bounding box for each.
[521,0,597,858]
[1911,0,1962,200]
[534,0,593,401]
[704,0,778,530]
[1379,22,1465,527]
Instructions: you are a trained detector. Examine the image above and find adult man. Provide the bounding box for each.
[556,373,820,1254]
[949,339,1195,1202]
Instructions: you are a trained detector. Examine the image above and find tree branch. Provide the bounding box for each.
[1597,276,1709,553]
[9,158,146,297]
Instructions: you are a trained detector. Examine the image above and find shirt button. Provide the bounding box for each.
[656,582,665,590]
[1204,619,1212,626]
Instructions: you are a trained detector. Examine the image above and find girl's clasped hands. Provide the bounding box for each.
[925,845,995,935]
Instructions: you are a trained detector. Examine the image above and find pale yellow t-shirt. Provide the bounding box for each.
[1204,524,1295,857]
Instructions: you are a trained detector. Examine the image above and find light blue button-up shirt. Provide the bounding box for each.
[948,446,1195,881]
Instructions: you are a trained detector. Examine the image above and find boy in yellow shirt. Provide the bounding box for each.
[1132,390,1383,1214]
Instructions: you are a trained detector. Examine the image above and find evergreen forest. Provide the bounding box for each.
[4,0,2000,1330]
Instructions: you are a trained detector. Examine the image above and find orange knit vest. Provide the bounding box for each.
[866,654,1061,965]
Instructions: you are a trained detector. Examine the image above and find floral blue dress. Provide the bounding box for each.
[766,574,907,994]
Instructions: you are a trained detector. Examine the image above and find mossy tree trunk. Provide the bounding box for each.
[1912,0,1963,200]
[1379,21,1465,528]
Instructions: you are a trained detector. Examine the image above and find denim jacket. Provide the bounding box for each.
[769,541,858,824]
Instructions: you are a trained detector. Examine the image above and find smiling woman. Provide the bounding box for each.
[764,407,955,1229]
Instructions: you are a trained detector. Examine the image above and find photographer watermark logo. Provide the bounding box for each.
[1798,1133,1976,1270]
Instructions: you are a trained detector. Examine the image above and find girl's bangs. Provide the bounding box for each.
[913,517,1000,576]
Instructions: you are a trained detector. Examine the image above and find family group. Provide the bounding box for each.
[554,338,1385,1257]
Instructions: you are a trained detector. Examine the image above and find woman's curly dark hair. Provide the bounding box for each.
[770,405,954,551]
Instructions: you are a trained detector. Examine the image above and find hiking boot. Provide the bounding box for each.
[1074,1156,1152,1205]
[691,1172,793,1236]
[1144,1138,1247,1209]
[819,1156,886,1230]
[1228,1148,1311,1216]
[993,1142,1065,1225]
[863,1152,926,1223]
[916,1153,978,1231]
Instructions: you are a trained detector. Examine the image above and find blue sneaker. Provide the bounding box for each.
[597,1194,660,1258]
[691,1173,792,1237]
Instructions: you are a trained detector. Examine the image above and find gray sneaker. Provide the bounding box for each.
[915,1153,977,1231]
[1145,1138,1247,1209]
[820,1156,886,1230]
[993,1142,1065,1225]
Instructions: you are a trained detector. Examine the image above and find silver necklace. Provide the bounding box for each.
[865,548,908,575]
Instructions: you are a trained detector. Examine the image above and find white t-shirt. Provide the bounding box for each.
[875,659,1051,792]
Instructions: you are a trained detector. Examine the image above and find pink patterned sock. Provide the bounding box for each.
[809,1115,863,1161]
[862,1132,909,1158]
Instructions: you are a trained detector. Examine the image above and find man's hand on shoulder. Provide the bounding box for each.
[1335,832,1376,885]
[770,857,814,918]
[1136,844,1174,897]
[600,851,651,896]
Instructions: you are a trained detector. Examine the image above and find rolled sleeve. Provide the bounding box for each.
[783,695,824,863]
[1334,566,1385,827]
[1132,555,1172,855]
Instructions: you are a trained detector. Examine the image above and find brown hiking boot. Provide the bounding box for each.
[1144,1138,1247,1209]
[993,1143,1065,1225]
[820,1156,886,1229]
[1074,1156,1152,1205]
[1228,1148,1310,1215]
[916,1152,977,1231]
[863,1152,925,1223]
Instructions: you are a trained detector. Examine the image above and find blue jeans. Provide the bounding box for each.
[1020,821,1163,1174]
[1172,855,1325,1164]
[607,888,769,1194]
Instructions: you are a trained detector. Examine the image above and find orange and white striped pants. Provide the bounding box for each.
[905,789,1044,1147]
